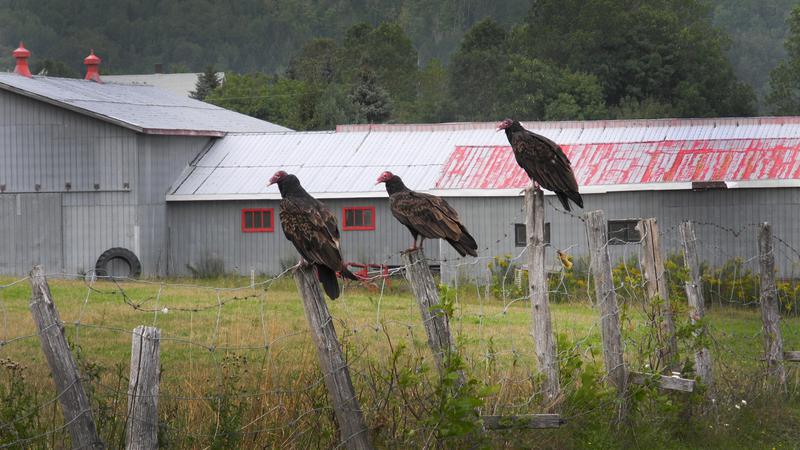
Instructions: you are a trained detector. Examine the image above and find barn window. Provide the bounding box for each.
[607,220,640,244]
[514,223,550,247]
[241,208,274,233]
[342,206,376,231]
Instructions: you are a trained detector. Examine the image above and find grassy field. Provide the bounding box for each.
[1,274,799,449]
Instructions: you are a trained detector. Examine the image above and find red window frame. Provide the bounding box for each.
[342,206,376,231]
[241,208,275,233]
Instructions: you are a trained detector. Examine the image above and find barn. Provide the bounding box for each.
[0,45,288,277]
[166,119,800,282]
[3,46,800,282]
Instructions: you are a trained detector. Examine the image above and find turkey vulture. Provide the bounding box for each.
[376,171,478,257]
[269,171,358,300]
[497,118,583,211]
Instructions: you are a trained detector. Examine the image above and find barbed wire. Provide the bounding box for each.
[0,219,798,448]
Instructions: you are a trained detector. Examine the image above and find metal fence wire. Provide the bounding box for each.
[0,217,798,449]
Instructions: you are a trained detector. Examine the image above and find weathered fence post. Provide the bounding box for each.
[636,218,678,369]
[679,221,713,387]
[401,249,459,379]
[28,265,104,449]
[126,326,161,450]
[585,212,627,402]
[525,186,560,403]
[757,222,786,391]
[293,265,373,450]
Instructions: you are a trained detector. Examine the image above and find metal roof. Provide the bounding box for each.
[0,73,289,136]
[168,117,800,201]
[103,72,226,98]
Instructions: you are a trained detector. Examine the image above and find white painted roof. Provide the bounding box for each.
[168,117,800,201]
[0,73,289,136]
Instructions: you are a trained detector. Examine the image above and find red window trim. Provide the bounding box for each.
[342,206,376,231]
[241,208,275,233]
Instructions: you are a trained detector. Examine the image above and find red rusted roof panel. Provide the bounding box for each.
[436,139,800,189]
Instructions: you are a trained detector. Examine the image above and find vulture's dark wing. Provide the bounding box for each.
[279,197,344,270]
[511,130,580,195]
[390,191,463,241]
[314,198,341,244]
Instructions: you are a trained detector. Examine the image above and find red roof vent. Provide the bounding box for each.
[83,49,102,83]
[12,42,32,78]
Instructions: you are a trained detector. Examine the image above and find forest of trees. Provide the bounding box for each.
[3,0,800,128]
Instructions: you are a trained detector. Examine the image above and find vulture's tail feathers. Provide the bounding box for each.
[447,229,478,257]
[556,192,573,211]
[556,191,583,211]
[569,191,584,209]
[316,265,340,300]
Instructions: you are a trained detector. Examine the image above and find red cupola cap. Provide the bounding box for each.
[12,42,32,78]
[83,49,102,82]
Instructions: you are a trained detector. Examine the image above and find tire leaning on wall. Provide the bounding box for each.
[94,247,142,279]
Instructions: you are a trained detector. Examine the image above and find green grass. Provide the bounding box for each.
[0,275,798,449]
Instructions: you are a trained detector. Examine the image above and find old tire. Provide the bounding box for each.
[95,248,142,279]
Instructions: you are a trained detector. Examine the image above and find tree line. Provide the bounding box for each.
[205,0,761,129]
[6,0,800,126]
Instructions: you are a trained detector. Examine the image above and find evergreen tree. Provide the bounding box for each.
[190,66,221,101]
[349,70,392,123]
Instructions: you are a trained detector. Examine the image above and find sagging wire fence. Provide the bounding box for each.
[0,210,798,449]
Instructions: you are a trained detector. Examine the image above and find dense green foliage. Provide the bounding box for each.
[768,5,800,115]
[713,0,797,104]
[4,0,797,127]
[207,4,758,129]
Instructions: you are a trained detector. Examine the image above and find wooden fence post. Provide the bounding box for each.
[28,265,104,449]
[757,222,786,391]
[585,212,627,398]
[525,186,560,403]
[126,326,161,450]
[679,221,713,387]
[636,218,678,369]
[293,265,373,450]
[401,249,460,380]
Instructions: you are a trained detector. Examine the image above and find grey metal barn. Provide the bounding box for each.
[2,58,799,281]
[0,70,287,277]
[166,121,800,282]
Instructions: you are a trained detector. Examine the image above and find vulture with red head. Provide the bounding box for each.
[497,118,583,211]
[269,171,358,300]
[376,171,478,257]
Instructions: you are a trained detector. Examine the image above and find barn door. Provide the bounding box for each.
[1,194,63,275]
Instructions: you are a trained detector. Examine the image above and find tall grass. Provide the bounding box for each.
[0,275,798,449]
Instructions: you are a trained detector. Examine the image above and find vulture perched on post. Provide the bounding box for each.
[497,118,583,211]
[376,171,478,257]
[269,171,358,300]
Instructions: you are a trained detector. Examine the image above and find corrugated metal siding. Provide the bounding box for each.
[437,188,800,283]
[0,90,136,193]
[137,135,212,275]
[166,188,800,282]
[0,194,62,274]
[61,192,137,275]
[167,198,439,276]
[0,91,211,276]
